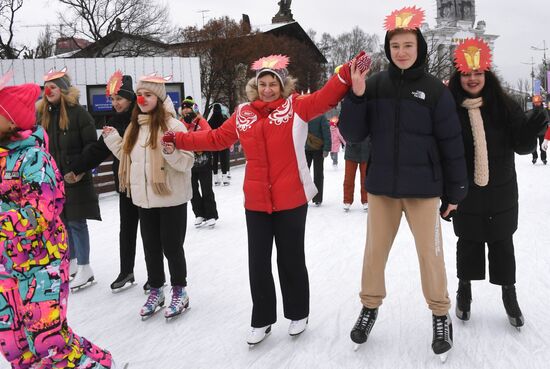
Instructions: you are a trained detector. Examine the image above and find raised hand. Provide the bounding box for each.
[351,58,369,97]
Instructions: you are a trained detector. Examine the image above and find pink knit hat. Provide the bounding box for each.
[0,84,41,130]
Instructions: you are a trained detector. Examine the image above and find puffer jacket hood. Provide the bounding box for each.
[1,126,48,155]
[384,28,428,79]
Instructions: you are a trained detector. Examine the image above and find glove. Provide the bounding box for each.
[323,151,329,158]
[439,198,457,222]
[162,130,176,145]
[335,51,372,85]
[543,139,549,151]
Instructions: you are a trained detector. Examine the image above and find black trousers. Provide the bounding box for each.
[532,135,547,161]
[305,150,324,203]
[191,168,218,220]
[245,204,309,327]
[212,149,230,174]
[119,193,140,275]
[456,236,516,285]
[138,203,188,288]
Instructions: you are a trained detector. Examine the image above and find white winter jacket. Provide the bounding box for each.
[104,117,194,209]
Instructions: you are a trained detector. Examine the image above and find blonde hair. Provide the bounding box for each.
[245,74,297,102]
[37,86,81,131]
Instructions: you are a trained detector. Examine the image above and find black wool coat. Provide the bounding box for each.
[452,99,537,242]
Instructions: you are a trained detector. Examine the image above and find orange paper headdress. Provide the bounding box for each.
[251,54,290,86]
[106,70,124,97]
[454,38,492,73]
[384,6,425,31]
[140,72,173,84]
[43,67,68,82]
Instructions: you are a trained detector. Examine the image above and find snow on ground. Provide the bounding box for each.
[6,154,548,369]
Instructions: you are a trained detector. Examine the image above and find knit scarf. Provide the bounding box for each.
[461,97,489,187]
[118,114,171,197]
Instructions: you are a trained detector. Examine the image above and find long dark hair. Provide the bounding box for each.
[448,69,515,123]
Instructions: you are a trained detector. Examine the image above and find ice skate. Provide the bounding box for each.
[214,173,221,186]
[70,264,95,291]
[247,325,271,347]
[69,258,78,280]
[164,286,190,320]
[204,218,216,228]
[343,203,351,212]
[502,285,524,330]
[110,272,135,292]
[350,306,378,350]
[432,313,453,362]
[455,280,471,321]
[143,281,151,294]
[140,287,165,320]
[362,203,369,212]
[194,216,205,228]
[222,173,230,186]
[288,317,308,336]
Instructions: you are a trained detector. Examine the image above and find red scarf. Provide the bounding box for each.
[250,98,285,117]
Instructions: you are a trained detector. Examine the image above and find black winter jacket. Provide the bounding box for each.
[339,30,468,203]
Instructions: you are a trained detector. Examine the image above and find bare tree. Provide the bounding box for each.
[23,25,56,59]
[0,0,23,59]
[57,0,176,56]
[425,35,454,80]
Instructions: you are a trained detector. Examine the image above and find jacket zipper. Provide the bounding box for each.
[393,71,404,195]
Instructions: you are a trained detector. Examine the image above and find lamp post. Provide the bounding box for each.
[531,40,548,92]
[521,57,536,94]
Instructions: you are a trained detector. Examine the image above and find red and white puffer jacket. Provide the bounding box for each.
[174,74,349,213]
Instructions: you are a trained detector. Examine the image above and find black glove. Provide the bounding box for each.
[439,198,457,222]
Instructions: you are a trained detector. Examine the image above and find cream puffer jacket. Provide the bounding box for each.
[104,116,194,209]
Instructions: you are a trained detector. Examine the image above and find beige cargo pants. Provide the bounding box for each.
[360,194,451,316]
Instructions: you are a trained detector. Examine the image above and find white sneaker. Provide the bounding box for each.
[222,174,230,186]
[227,171,231,179]
[214,174,221,186]
[362,203,369,212]
[194,217,205,227]
[70,264,94,290]
[343,203,351,212]
[288,317,308,336]
[204,218,216,228]
[247,325,271,345]
[69,258,78,278]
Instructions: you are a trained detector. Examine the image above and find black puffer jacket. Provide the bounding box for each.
[39,91,101,221]
[452,99,542,241]
[339,29,468,203]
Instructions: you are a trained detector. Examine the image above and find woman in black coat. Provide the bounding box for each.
[208,103,230,185]
[37,69,101,291]
[448,63,547,328]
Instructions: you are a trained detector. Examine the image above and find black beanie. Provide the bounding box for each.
[117,75,136,101]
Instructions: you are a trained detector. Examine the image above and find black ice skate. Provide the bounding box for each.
[432,313,453,362]
[502,285,524,330]
[455,280,471,321]
[350,306,378,351]
[110,272,135,292]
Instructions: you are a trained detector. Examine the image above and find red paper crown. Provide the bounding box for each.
[251,54,290,71]
[106,70,123,97]
[454,38,492,73]
[140,72,172,84]
[0,70,14,92]
[44,67,67,82]
[384,6,425,31]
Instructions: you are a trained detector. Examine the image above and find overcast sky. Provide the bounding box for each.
[14,0,548,88]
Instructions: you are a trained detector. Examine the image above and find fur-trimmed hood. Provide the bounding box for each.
[245,76,297,102]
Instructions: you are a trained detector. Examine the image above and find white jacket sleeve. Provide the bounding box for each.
[103,131,123,160]
[162,118,195,172]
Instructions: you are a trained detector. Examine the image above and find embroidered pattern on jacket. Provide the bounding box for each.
[236,103,258,132]
[269,98,293,125]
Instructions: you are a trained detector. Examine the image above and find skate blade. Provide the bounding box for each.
[111,282,137,293]
[140,305,165,321]
[165,306,191,321]
[439,352,448,363]
[70,278,96,292]
[353,343,362,351]
[247,331,271,348]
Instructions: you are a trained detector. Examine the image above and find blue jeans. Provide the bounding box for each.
[67,219,91,265]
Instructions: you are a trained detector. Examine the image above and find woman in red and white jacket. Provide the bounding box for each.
[163,54,370,346]
[542,124,550,151]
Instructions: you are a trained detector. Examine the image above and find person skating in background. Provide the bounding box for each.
[180,97,219,228]
[329,116,345,166]
[448,38,548,329]
[305,114,331,205]
[102,73,195,320]
[207,102,231,186]
[0,77,113,369]
[342,137,370,212]
[64,71,143,293]
[163,53,370,345]
[529,97,549,164]
[338,7,467,360]
[37,68,101,291]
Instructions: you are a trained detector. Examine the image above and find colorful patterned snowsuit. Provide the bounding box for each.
[0,127,111,369]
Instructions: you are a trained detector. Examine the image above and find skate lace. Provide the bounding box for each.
[145,290,161,308]
[433,316,449,341]
[354,308,375,332]
[169,287,185,308]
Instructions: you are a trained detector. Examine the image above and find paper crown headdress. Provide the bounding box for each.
[251,54,290,86]
[0,70,14,92]
[140,72,172,84]
[106,70,123,97]
[384,6,425,31]
[43,67,68,82]
[454,38,492,73]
